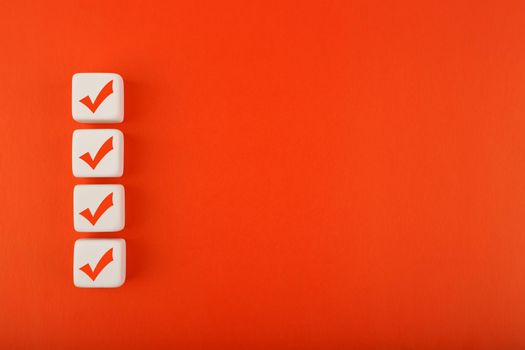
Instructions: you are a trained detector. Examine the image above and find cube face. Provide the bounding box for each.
[74,184,125,232]
[72,73,124,123]
[74,239,126,288]
[72,129,124,178]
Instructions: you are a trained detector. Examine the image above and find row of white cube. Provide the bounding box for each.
[72,73,127,288]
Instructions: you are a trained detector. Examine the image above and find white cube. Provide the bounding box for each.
[74,238,126,288]
[72,73,124,123]
[72,129,124,178]
[74,184,125,232]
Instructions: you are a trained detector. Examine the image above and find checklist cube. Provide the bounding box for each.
[74,184,125,232]
[74,238,126,288]
[72,129,124,178]
[72,73,124,123]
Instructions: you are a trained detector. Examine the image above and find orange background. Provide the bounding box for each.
[1,1,525,348]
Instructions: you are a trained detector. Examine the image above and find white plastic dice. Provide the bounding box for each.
[74,238,126,288]
[72,129,124,178]
[74,184,125,232]
[72,73,124,123]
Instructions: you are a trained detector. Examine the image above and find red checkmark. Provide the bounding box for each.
[79,80,114,113]
[79,136,113,170]
[79,192,113,226]
[79,248,114,281]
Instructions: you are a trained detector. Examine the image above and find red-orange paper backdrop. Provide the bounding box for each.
[1,1,525,349]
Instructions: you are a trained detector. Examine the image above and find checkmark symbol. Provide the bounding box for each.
[79,136,114,170]
[79,80,114,113]
[79,192,113,226]
[80,248,114,281]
